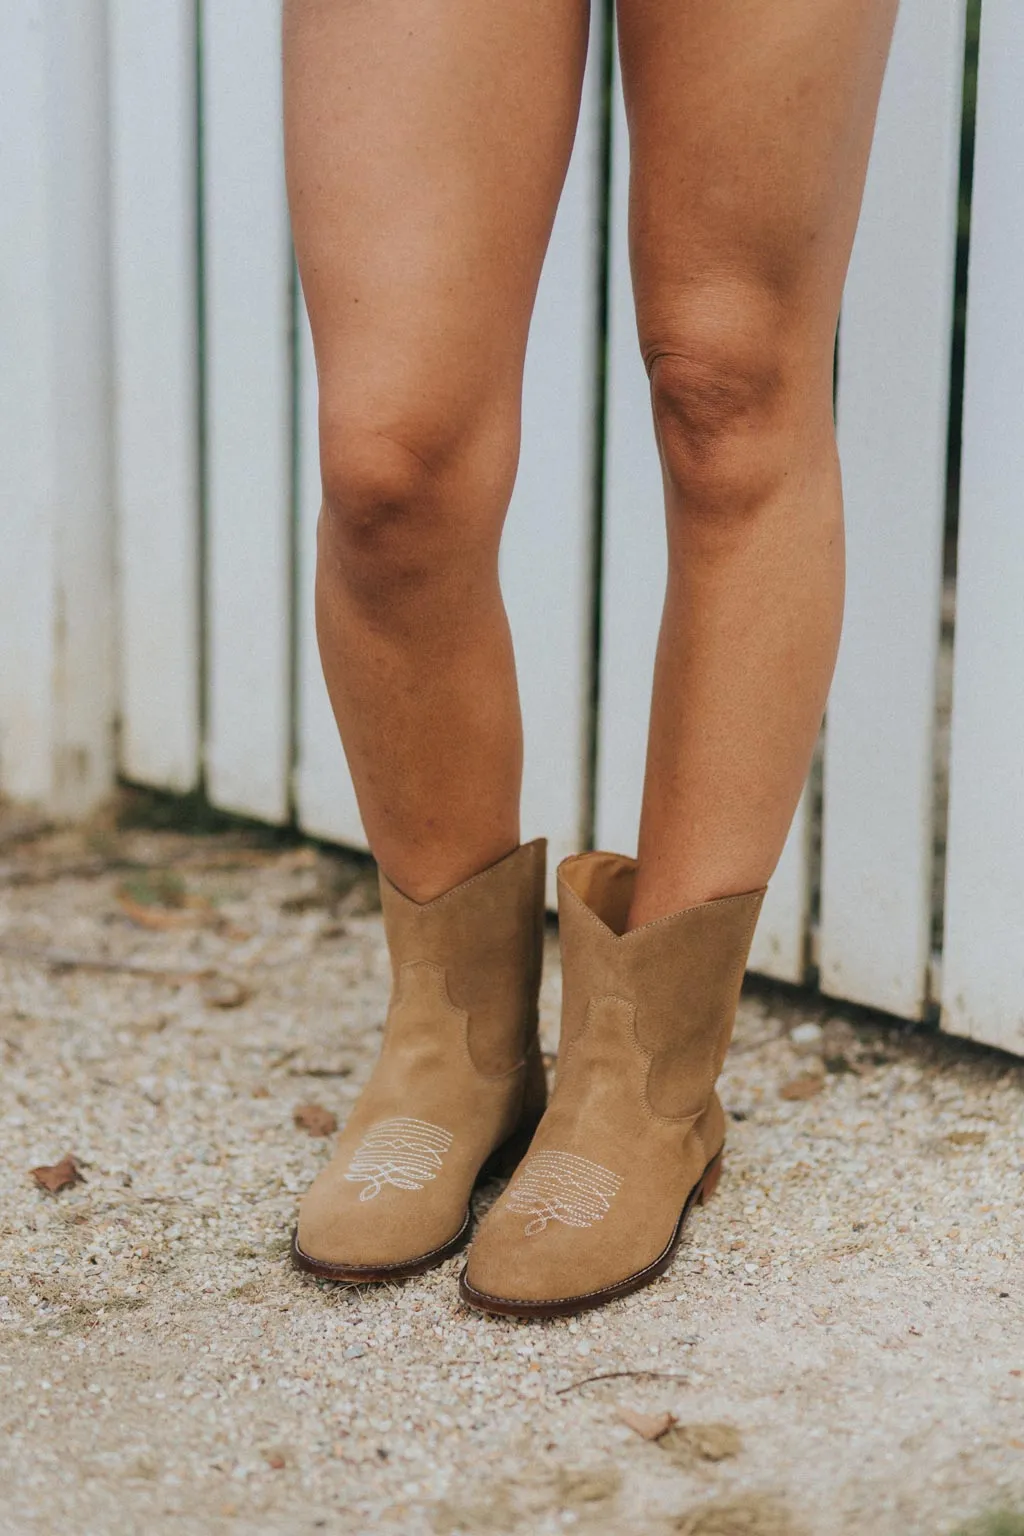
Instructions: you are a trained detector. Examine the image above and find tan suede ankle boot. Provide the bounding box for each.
[292,839,547,1281]
[459,849,765,1317]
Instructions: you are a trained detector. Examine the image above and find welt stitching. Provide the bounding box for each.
[295,1208,471,1274]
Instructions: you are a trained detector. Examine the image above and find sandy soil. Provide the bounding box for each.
[1,816,1022,1536]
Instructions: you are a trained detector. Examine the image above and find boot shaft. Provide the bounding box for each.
[556,851,765,1118]
[378,839,547,1076]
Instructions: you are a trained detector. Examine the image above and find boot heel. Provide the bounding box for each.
[697,1150,724,1205]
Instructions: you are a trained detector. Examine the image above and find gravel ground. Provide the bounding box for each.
[1,814,1022,1536]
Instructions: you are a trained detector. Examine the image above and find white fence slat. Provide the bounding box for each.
[501,2,607,900]
[202,0,293,823]
[44,0,117,817]
[941,0,1024,1054]
[595,63,811,981]
[293,298,366,846]
[822,0,967,1018]
[0,0,56,804]
[748,788,813,985]
[0,0,115,816]
[109,0,201,792]
[593,70,659,866]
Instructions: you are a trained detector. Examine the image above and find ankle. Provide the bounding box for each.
[378,835,521,905]
[626,867,769,930]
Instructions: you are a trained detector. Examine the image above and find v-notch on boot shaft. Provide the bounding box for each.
[292,839,547,1281]
[460,850,766,1317]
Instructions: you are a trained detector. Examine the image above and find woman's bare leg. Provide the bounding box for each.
[619,0,898,926]
[283,0,588,900]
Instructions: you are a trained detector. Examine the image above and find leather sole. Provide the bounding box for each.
[457,1147,724,1319]
[289,1115,541,1285]
[291,1209,472,1284]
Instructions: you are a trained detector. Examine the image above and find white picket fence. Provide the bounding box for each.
[2,0,1022,1056]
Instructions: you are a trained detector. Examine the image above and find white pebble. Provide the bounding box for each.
[790,1022,825,1054]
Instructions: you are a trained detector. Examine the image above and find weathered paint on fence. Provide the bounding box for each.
[109,0,202,793]
[0,0,115,817]
[942,0,1024,1055]
[202,0,293,824]
[822,0,968,1018]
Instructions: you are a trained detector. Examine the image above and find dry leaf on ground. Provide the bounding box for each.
[779,1074,824,1101]
[276,846,319,871]
[673,1494,797,1535]
[554,1466,622,1507]
[293,1103,338,1137]
[287,1060,353,1079]
[618,1405,676,1441]
[116,870,214,929]
[431,1484,516,1534]
[117,894,210,930]
[200,974,251,1009]
[659,1423,743,1468]
[30,1154,83,1194]
[118,869,185,905]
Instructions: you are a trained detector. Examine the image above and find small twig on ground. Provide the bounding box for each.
[270,1047,302,1070]
[555,1370,691,1397]
[0,815,54,850]
[168,846,297,872]
[0,942,215,983]
[286,1065,353,1078]
[0,856,149,886]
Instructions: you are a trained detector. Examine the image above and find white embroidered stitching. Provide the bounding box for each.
[506,1151,622,1235]
[344,1117,453,1201]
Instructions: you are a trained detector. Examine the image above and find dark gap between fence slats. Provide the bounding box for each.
[195,0,211,794]
[581,0,617,854]
[930,0,982,981]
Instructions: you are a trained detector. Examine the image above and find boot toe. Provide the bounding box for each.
[461,1136,715,1313]
[463,1202,659,1311]
[296,1165,467,1274]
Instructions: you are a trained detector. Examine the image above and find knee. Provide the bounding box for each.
[317,406,515,607]
[644,290,823,525]
[318,420,443,599]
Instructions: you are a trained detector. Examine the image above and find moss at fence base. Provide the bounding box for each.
[951,1511,1024,1536]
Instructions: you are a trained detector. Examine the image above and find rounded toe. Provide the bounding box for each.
[462,1177,692,1315]
[462,1209,628,1313]
[295,1166,469,1277]
[462,1230,558,1308]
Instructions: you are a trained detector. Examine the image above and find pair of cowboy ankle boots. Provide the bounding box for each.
[292,839,765,1318]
